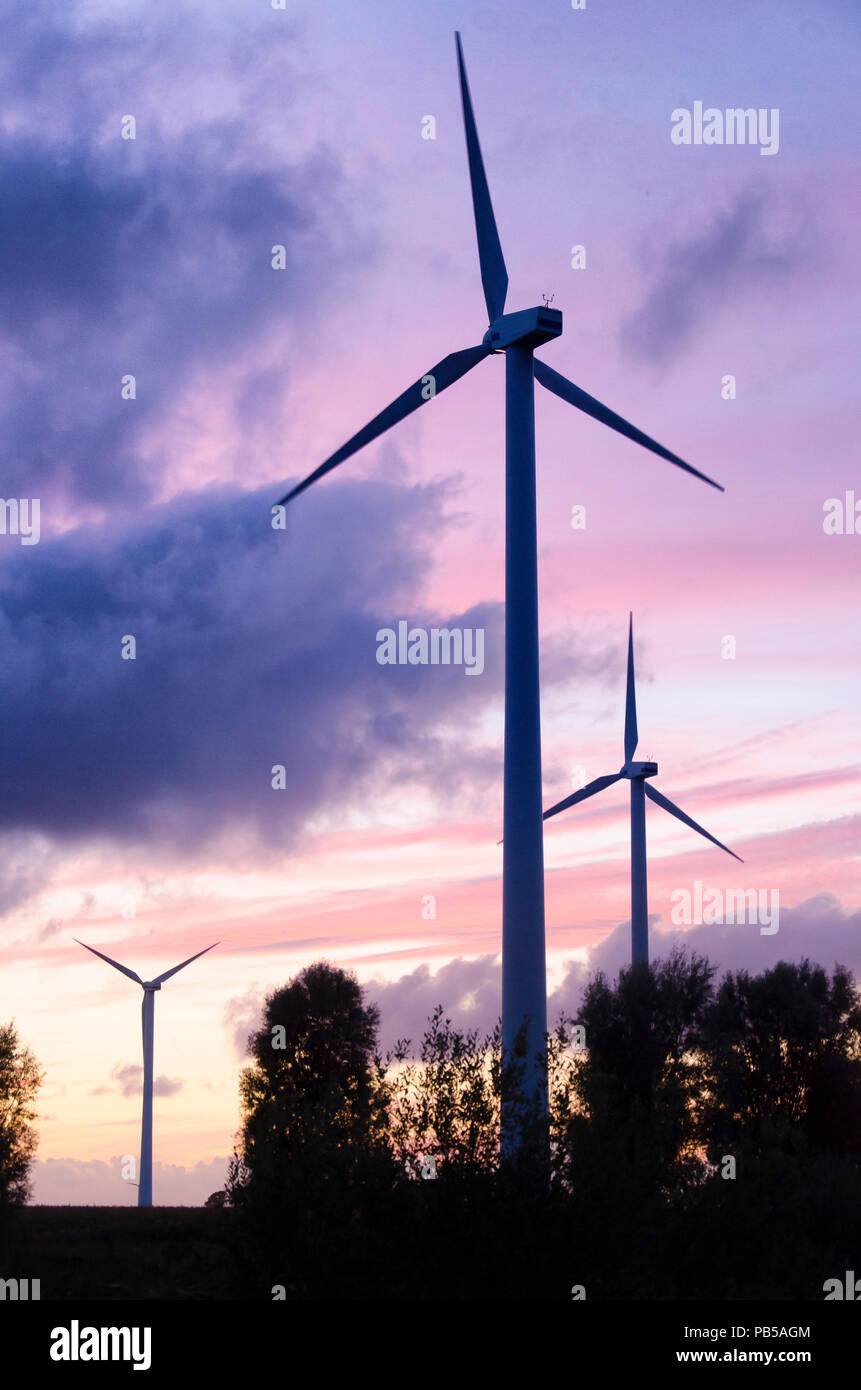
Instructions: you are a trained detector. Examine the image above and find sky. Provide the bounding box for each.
[0,0,859,1205]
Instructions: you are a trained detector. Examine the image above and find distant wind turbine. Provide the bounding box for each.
[75,939,218,1207]
[275,33,724,1149]
[543,616,742,965]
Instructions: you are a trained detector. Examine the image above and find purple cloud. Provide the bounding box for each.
[363,895,861,1054]
[622,189,809,364]
[109,1062,183,1099]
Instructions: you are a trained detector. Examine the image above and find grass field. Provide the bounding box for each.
[1,1207,239,1300]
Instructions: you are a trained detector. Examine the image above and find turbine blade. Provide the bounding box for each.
[543,772,623,821]
[74,939,143,986]
[625,612,638,764]
[152,941,219,986]
[455,32,508,322]
[644,783,743,861]
[533,358,724,491]
[277,345,490,505]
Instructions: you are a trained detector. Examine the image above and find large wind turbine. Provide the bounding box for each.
[275,34,724,1144]
[543,616,741,964]
[75,939,218,1206]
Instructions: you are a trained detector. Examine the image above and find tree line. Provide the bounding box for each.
[3,949,859,1298]
[224,951,861,1299]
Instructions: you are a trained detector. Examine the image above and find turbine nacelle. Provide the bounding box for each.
[483,306,563,352]
[623,760,658,780]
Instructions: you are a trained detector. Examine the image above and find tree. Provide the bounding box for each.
[700,959,861,1159]
[386,1005,585,1185]
[221,952,861,1299]
[227,961,390,1203]
[545,949,716,1297]
[567,948,716,1177]
[0,1021,44,1206]
[387,1007,500,1179]
[675,961,861,1299]
[225,962,397,1297]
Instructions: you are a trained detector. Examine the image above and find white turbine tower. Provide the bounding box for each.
[76,938,218,1207]
[273,33,725,1153]
[543,616,742,964]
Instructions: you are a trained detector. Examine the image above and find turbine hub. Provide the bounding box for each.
[624,761,658,780]
[482,305,563,352]
[142,982,162,992]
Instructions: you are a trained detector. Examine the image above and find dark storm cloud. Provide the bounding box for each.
[0,134,366,507]
[621,189,808,365]
[0,5,373,508]
[0,476,510,845]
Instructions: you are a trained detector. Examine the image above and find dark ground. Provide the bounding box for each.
[2,1206,237,1300]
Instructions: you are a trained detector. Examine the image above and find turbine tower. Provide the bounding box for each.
[274,35,724,1148]
[75,938,218,1206]
[543,615,742,964]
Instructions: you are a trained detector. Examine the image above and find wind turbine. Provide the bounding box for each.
[543,615,742,964]
[274,33,724,1146]
[75,938,218,1206]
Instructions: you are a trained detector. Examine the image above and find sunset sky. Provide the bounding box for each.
[0,0,859,1204]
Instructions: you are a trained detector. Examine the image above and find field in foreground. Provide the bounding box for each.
[2,1206,237,1300]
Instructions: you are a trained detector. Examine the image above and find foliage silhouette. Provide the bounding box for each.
[700,958,861,1159]
[0,1020,43,1208]
[225,961,398,1295]
[221,951,861,1299]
